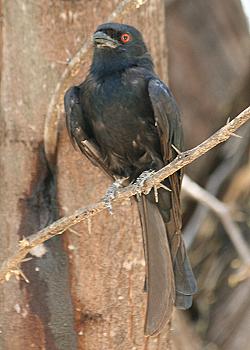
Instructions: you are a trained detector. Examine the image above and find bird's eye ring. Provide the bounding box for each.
[121,33,131,43]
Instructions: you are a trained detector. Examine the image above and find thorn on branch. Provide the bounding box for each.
[231,132,243,139]
[171,144,181,154]
[135,0,148,8]
[154,185,159,203]
[1,106,249,284]
[68,227,81,237]
[5,268,29,283]
[19,238,31,249]
[160,183,172,192]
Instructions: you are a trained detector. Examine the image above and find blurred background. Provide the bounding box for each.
[0,1,249,349]
[166,1,250,349]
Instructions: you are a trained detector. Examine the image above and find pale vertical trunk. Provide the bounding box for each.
[0,1,201,349]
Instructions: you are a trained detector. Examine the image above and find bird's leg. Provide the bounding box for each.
[134,169,155,195]
[103,177,128,214]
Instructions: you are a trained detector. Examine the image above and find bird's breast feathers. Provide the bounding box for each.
[84,69,153,120]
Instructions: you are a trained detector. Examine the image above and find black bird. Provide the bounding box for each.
[64,23,197,336]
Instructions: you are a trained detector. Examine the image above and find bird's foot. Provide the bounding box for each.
[103,178,126,214]
[134,170,155,195]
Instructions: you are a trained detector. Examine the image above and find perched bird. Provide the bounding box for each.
[64,22,197,336]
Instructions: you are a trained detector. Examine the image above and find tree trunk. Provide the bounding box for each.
[0,1,202,349]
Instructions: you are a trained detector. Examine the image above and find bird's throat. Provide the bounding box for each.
[90,50,134,77]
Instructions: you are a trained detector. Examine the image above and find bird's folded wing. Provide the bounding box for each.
[148,79,197,299]
[148,78,184,256]
[64,86,113,178]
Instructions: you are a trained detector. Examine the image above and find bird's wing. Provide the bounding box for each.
[148,79,197,312]
[148,79,183,164]
[64,86,113,178]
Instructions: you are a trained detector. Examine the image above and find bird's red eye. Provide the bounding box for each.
[121,33,131,43]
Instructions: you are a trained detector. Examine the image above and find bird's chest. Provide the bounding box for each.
[82,73,160,176]
[87,75,152,143]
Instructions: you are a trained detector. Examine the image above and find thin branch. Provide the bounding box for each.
[142,107,250,191]
[0,106,249,283]
[183,122,250,246]
[182,175,250,265]
[44,0,148,167]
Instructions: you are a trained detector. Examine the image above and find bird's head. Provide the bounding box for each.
[91,23,153,76]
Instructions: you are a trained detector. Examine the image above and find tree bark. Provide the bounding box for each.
[0,1,202,349]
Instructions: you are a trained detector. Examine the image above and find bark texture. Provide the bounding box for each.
[0,1,201,349]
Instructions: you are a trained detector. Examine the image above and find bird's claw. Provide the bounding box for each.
[134,170,155,195]
[103,179,124,214]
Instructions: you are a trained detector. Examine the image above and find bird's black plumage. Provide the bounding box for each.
[64,23,197,336]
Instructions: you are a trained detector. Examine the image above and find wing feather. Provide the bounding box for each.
[148,79,197,303]
[64,86,113,177]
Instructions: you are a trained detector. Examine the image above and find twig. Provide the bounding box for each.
[0,106,249,283]
[183,121,250,246]
[44,0,148,168]
[182,175,250,265]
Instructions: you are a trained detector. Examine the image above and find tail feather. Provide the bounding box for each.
[138,195,175,336]
[157,184,197,308]
[173,240,197,297]
[175,293,193,309]
[138,185,197,335]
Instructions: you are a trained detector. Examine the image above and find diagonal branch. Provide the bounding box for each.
[0,106,249,283]
[44,0,148,168]
[183,122,250,247]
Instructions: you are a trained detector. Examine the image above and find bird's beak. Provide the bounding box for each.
[93,31,119,49]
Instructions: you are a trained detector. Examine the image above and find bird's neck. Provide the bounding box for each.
[90,50,154,79]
